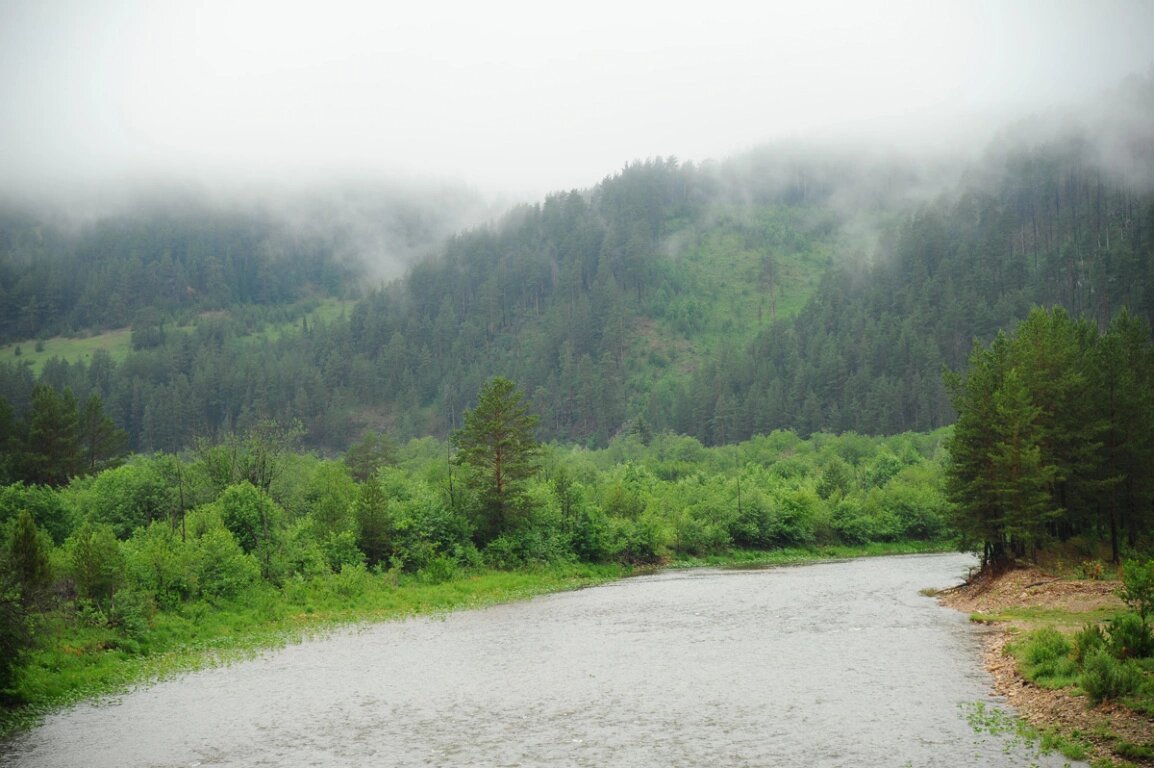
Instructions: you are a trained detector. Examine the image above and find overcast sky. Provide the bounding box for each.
[1,0,1151,202]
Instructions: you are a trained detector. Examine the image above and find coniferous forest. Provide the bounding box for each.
[1,74,1154,719]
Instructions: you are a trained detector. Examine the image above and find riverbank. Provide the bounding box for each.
[938,565,1154,766]
[0,563,625,738]
[2,542,945,739]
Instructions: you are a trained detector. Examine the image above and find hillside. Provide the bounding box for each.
[1,77,1152,452]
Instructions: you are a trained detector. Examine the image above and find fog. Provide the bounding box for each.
[1,0,1151,205]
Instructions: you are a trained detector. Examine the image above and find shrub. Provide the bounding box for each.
[418,555,458,585]
[320,530,365,573]
[570,505,612,562]
[0,573,32,697]
[1080,647,1143,704]
[1072,623,1106,664]
[1107,611,1154,659]
[1120,559,1154,624]
[68,524,125,608]
[609,514,667,565]
[122,521,194,609]
[327,562,374,598]
[107,588,155,642]
[191,527,260,599]
[1019,628,1079,687]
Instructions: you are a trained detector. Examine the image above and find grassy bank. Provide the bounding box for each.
[1,543,951,738]
[940,563,1154,767]
[667,539,954,569]
[1,562,623,738]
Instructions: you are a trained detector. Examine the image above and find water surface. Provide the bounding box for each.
[0,554,1076,767]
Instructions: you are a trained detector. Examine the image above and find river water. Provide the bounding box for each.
[1,553,1078,767]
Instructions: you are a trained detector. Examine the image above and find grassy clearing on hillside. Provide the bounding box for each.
[0,329,133,375]
[0,299,357,374]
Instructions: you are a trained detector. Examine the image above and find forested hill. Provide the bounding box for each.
[0,181,493,342]
[670,96,1154,441]
[1,78,1152,453]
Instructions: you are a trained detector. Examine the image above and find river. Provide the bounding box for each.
[0,553,1078,767]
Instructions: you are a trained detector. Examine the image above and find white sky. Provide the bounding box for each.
[1,0,1151,201]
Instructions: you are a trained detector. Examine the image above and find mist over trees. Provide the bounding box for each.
[0,77,1151,459]
[1,74,1154,720]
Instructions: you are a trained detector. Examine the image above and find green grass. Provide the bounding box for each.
[667,540,953,569]
[962,700,1095,764]
[1,329,133,375]
[623,206,834,393]
[989,617,1154,765]
[234,298,357,346]
[0,299,357,374]
[0,562,623,737]
[968,605,1121,633]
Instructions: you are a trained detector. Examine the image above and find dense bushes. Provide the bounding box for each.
[1013,560,1154,706]
[0,426,952,704]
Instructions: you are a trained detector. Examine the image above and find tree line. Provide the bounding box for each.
[945,307,1154,567]
[0,380,951,700]
[0,386,127,487]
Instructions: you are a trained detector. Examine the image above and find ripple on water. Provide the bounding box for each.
[0,553,1081,768]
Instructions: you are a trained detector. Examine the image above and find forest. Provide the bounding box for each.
[1,75,1154,723]
[3,86,1154,452]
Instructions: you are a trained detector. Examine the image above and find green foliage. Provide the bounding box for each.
[452,377,540,545]
[353,479,392,568]
[1072,622,1106,664]
[318,530,364,573]
[1016,628,1079,688]
[770,487,819,547]
[76,393,128,475]
[0,427,967,724]
[1080,647,1144,704]
[67,524,125,608]
[6,510,52,605]
[0,482,73,541]
[66,459,174,539]
[213,482,285,582]
[302,461,357,537]
[609,511,668,564]
[1107,612,1154,660]
[816,457,853,499]
[946,307,1154,568]
[184,508,260,599]
[1119,559,1154,625]
[122,521,194,608]
[107,588,155,643]
[0,567,32,698]
[19,385,80,486]
[343,431,396,483]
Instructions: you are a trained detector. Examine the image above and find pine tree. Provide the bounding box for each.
[451,377,540,545]
[1096,310,1154,559]
[945,334,1012,568]
[77,393,128,475]
[20,385,80,486]
[988,368,1058,557]
[7,510,52,606]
